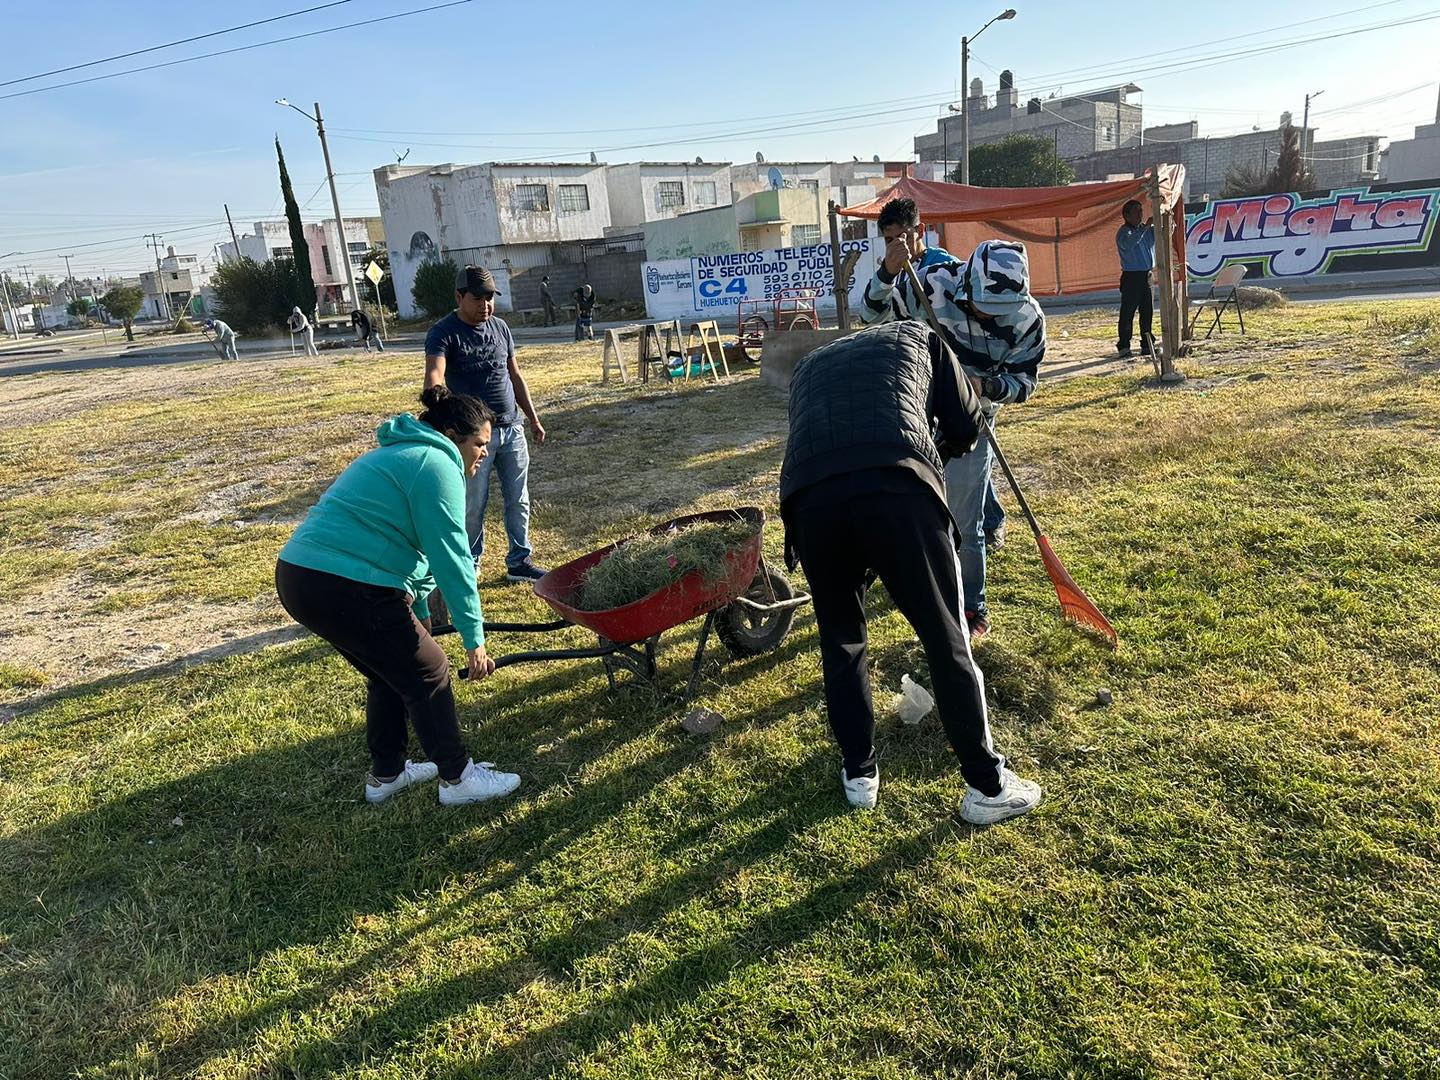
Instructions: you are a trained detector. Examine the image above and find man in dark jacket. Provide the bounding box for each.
[780,321,1043,823]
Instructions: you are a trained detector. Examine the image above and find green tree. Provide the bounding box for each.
[951,134,1074,188]
[101,285,145,341]
[1222,125,1315,198]
[1220,162,1270,198]
[411,256,459,319]
[360,246,396,309]
[33,273,55,297]
[1267,124,1313,194]
[66,296,93,321]
[211,257,309,334]
[276,138,316,316]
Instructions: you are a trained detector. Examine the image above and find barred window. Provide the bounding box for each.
[791,224,822,247]
[558,184,591,212]
[656,181,685,211]
[513,184,549,212]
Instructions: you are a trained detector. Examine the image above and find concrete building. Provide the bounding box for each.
[374,161,612,317]
[915,74,1143,163]
[605,162,732,230]
[140,246,215,319]
[642,188,835,261]
[219,218,372,312]
[1381,96,1440,183]
[1069,125,1381,198]
[727,159,891,207]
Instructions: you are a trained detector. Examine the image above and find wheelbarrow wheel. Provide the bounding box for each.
[717,565,796,658]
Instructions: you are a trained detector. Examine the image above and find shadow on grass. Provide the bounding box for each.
[4,612,872,1078]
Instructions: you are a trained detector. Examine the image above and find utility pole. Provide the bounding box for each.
[958,9,1017,185]
[315,102,359,313]
[62,254,75,300]
[224,203,240,257]
[1302,90,1324,163]
[961,36,970,184]
[145,233,172,322]
[276,98,361,312]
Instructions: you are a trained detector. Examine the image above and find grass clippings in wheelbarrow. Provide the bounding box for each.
[576,519,758,611]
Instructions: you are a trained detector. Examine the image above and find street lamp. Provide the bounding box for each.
[960,8,1017,185]
[275,97,360,314]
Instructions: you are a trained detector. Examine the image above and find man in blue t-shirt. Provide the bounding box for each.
[1115,199,1156,359]
[424,265,547,583]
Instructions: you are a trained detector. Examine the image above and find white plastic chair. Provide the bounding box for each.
[1188,263,1248,339]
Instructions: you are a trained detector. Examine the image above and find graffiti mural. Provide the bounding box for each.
[1185,183,1440,278]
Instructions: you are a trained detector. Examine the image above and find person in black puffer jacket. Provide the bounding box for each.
[780,321,1043,824]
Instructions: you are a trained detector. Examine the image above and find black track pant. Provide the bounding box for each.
[275,560,470,782]
[1117,269,1154,349]
[788,489,1004,795]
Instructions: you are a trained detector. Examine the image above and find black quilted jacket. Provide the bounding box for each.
[779,321,984,511]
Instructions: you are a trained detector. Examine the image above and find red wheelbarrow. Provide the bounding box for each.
[434,507,810,700]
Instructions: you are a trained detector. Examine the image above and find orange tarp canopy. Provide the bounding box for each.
[839,166,1187,297]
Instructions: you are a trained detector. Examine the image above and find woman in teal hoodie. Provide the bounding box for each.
[276,386,521,807]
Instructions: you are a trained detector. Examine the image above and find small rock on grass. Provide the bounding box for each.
[1095,687,1114,707]
[681,706,724,735]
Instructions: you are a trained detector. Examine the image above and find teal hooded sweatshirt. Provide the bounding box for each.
[279,414,485,648]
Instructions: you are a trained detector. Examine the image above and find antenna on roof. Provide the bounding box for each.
[755,151,764,163]
[695,155,703,164]
[590,151,598,164]
[872,155,880,162]
[395,148,410,164]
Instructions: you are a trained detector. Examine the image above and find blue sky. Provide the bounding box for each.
[2,0,1437,281]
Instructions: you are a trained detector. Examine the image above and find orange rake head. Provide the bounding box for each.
[1036,534,1118,648]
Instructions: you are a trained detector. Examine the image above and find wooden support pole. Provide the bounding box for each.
[828,201,849,330]
[1148,170,1184,383]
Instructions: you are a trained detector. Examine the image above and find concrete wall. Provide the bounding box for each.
[1146,121,1199,142]
[506,250,646,311]
[916,88,1142,162]
[1069,129,1379,198]
[644,206,739,260]
[1385,122,1440,182]
[606,163,732,229]
[491,163,611,243]
[1309,138,1382,191]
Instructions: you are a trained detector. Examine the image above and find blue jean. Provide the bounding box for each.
[983,479,1005,533]
[945,432,995,617]
[464,424,533,570]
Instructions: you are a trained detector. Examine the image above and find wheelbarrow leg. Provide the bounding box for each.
[683,610,718,704]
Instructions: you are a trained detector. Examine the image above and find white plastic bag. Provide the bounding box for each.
[896,674,935,726]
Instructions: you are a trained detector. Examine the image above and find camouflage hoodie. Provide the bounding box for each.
[860,239,1045,405]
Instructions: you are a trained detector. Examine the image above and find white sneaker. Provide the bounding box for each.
[365,759,439,804]
[438,759,521,806]
[841,766,880,810]
[961,767,1043,825]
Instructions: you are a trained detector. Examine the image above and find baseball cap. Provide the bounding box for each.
[455,264,501,296]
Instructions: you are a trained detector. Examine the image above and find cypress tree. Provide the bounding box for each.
[276,138,316,315]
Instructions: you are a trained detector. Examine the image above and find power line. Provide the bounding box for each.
[330,89,960,140]
[992,0,1421,90]
[972,8,1440,99]
[0,1,352,89]
[0,0,476,102]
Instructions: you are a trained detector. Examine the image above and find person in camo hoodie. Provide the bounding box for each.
[861,203,1045,640]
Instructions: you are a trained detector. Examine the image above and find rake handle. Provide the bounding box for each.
[900,261,1045,543]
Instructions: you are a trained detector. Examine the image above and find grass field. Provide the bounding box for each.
[2,301,1439,1078]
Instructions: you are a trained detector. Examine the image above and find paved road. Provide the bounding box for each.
[4,288,1437,380]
